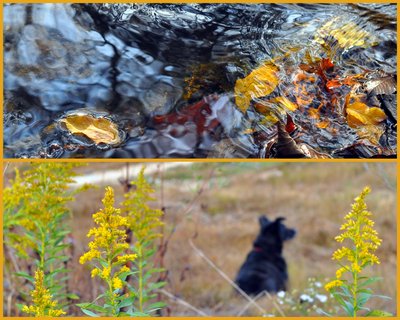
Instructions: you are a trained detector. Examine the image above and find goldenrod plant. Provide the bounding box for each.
[122,167,166,315]
[77,187,137,316]
[4,163,88,311]
[21,269,65,317]
[325,187,392,316]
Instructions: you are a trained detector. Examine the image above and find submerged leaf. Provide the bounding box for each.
[346,102,387,127]
[315,17,377,51]
[355,124,385,145]
[270,96,298,112]
[234,63,279,112]
[60,114,121,145]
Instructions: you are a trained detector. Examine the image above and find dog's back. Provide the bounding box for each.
[235,216,295,295]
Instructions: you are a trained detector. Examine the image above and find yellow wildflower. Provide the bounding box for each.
[79,187,130,266]
[336,267,347,279]
[79,187,137,312]
[117,254,138,264]
[326,187,382,294]
[22,269,66,317]
[112,277,124,290]
[91,268,100,278]
[122,168,164,245]
[325,279,344,291]
[101,266,111,279]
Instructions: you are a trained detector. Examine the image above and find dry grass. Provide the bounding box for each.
[4,162,397,316]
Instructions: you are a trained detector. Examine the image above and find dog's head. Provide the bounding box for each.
[253,216,296,252]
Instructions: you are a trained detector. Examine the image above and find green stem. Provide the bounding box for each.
[106,251,118,316]
[40,229,46,271]
[137,244,144,313]
[352,222,361,317]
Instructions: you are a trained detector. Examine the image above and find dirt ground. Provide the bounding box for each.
[4,162,397,316]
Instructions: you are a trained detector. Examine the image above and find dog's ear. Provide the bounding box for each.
[265,218,285,240]
[259,216,270,228]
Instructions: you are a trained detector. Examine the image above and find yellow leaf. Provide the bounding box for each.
[356,124,385,145]
[346,102,387,128]
[269,96,298,112]
[308,108,320,119]
[315,17,377,51]
[254,103,280,126]
[61,114,121,145]
[234,63,279,112]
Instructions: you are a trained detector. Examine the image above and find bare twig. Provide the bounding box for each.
[236,289,285,317]
[236,291,266,316]
[158,289,208,316]
[189,239,268,315]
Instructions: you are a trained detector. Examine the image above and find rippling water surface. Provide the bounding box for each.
[3,3,397,158]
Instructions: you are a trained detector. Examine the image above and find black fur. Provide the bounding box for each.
[235,216,296,295]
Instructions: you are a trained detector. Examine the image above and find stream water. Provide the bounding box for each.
[3,3,397,158]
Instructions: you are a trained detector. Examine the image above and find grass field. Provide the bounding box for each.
[3,162,397,316]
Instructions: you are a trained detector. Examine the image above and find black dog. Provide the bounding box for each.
[235,216,296,295]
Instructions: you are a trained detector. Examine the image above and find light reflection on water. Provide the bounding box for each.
[3,3,397,158]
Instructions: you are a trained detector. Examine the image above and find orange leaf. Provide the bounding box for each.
[320,58,334,71]
[326,79,342,89]
[316,120,330,129]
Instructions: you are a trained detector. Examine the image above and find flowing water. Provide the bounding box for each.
[3,3,397,158]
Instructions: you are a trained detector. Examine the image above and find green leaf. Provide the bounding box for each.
[359,277,382,288]
[357,288,373,294]
[365,310,393,316]
[130,311,150,316]
[315,308,332,316]
[118,270,137,281]
[332,292,347,308]
[118,296,136,308]
[80,308,100,317]
[15,272,34,283]
[371,294,392,300]
[342,300,354,316]
[357,292,372,308]
[77,303,106,314]
[67,293,80,300]
[145,301,166,313]
[148,281,167,291]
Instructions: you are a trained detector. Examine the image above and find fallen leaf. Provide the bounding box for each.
[270,96,298,112]
[254,97,297,127]
[320,58,334,71]
[356,124,385,145]
[308,108,320,119]
[316,120,330,129]
[346,101,387,127]
[61,114,121,145]
[315,17,377,51]
[364,76,397,95]
[234,63,279,112]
